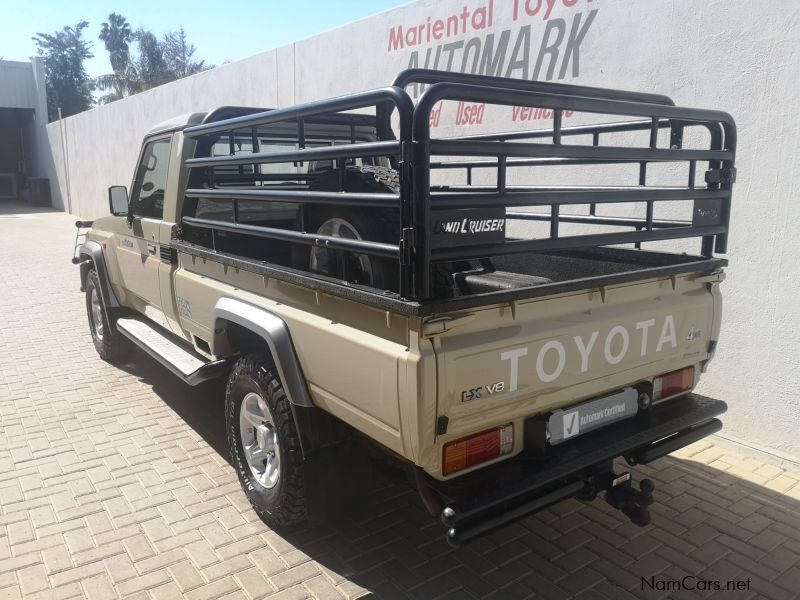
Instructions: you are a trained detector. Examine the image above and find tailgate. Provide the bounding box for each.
[430,272,721,439]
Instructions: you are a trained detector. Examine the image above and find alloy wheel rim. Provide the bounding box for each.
[239,392,280,488]
[90,288,104,340]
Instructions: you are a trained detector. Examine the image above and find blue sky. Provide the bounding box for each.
[0,0,411,77]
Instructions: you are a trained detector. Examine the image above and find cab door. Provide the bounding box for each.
[116,136,172,325]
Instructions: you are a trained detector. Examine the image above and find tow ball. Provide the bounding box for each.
[579,472,655,527]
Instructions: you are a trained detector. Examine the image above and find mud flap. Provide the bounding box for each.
[303,442,373,527]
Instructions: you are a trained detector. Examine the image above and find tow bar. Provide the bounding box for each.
[579,471,655,527]
[434,394,726,546]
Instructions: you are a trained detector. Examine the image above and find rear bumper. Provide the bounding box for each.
[430,393,726,545]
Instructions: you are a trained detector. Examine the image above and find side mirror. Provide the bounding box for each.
[108,185,129,216]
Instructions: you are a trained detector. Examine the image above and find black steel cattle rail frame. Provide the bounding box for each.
[182,86,416,293]
[178,69,736,302]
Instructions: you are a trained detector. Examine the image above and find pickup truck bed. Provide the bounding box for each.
[173,237,726,315]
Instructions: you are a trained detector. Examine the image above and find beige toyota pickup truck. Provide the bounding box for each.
[74,69,736,544]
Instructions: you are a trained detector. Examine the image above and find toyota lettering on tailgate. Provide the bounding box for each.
[500,315,680,391]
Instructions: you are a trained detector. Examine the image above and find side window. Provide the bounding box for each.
[130,138,171,219]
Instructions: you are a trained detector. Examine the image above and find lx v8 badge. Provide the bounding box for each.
[487,381,505,394]
[461,387,482,402]
[460,381,506,402]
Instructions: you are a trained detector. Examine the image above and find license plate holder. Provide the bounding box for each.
[548,387,639,445]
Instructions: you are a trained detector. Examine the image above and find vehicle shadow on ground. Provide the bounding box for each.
[115,348,230,457]
[122,349,800,599]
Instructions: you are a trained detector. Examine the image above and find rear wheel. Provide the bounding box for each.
[226,354,307,527]
[85,269,133,362]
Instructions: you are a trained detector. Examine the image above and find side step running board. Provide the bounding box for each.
[116,318,228,385]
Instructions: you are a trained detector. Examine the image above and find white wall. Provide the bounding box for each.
[0,59,38,108]
[1,58,49,183]
[42,0,800,459]
[39,49,284,213]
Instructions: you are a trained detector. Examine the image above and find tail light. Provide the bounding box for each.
[442,424,513,476]
[653,366,695,401]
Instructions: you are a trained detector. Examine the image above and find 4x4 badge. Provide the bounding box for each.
[687,326,703,341]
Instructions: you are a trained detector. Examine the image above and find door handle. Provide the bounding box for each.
[147,243,157,255]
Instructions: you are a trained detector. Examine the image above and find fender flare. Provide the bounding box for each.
[78,241,120,319]
[212,297,313,408]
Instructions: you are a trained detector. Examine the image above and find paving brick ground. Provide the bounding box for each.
[1,202,800,599]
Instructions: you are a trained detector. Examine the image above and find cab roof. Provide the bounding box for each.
[146,113,208,136]
[146,108,274,137]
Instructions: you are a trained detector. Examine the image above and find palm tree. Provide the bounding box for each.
[99,13,132,73]
[97,13,137,102]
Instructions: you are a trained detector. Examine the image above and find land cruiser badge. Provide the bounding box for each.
[431,207,506,248]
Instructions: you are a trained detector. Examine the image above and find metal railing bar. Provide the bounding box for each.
[550,205,559,238]
[497,156,506,193]
[452,118,674,142]
[429,139,732,162]
[431,184,713,192]
[553,109,562,145]
[414,84,734,133]
[431,157,647,169]
[186,140,400,168]
[505,212,690,229]
[392,69,676,106]
[649,117,659,148]
[201,111,379,129]
[430,225,727,261]
[185,188,399,207]
[186,87,413,138]
[430,188,727,209]
[213,173,320,182]
[182,216,400,259]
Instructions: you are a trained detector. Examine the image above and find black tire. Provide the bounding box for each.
[226,354,307,527]
[311,164,400,194]
[85,269,133,362]
[302,165,400,290]
[305,208,399,290]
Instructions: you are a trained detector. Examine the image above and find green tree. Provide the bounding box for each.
[95,17,212,103]
[99,13,132,73]
[163,27,206,78]
[33,21,95,120]
[96,13,138,103]
[133,29,172,91]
